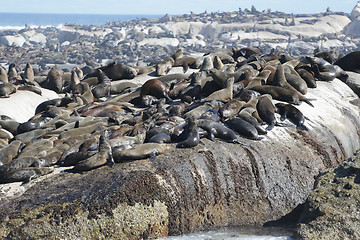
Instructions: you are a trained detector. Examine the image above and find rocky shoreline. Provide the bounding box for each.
[0,4,360,240]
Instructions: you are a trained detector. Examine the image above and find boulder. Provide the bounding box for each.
[0,76,359,239]
[0,35,26,47]
[296,150,360,239]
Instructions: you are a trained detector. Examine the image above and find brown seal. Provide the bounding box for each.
[204,76,234,101]
[140,79,171,106]
[0,65,8,83]
[113,143,171,162]
[0,140,22,165]
[156,57,175,76]
[0,167,54,184]
[0,83,16,98]
[42,66,63,93]
[250,85,314,107]
[256,94,277,130]
[306,56,336,81]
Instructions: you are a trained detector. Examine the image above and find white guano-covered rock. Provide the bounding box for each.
[0,35,26,47]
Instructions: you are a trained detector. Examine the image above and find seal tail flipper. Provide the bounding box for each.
[275,122,291,127]
[265,124,274,131]
[234,139,250,146]
[182,63,189,73]
[296,124,309,131]
[303,98,316,107]
[149,151,157,162]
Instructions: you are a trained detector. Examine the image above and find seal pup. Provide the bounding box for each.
[275,103,308,130]
[238,107,267,135]
[219,99,246,120]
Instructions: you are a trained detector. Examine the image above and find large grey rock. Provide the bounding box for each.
[0,76,359,239]
[0,35,26,47]
[345,71,360,96]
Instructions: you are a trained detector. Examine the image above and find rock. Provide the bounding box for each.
[0,35,26,47]
[344,71,360,96]
[0,75,359,239]
[296,150,360,240]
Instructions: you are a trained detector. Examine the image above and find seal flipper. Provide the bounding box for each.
[296,124,308,131]
[233,139,250,146]
[149,151,157,162]
[107,153,115,167]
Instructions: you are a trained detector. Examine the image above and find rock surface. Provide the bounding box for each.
[0,72,359,239]
[296,150,360,239]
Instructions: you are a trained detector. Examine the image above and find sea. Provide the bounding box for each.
[0,12,163,30]
[0,12,295,240]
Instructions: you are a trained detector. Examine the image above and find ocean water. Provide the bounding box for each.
[0,12,162,29]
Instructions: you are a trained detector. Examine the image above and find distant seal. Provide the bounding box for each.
[140,79,171,106]
[8,63,18,79]
[275,103,308,130]
[199,55,214,72]
[171,49,183,61]
[334,51,360,73]
[0,83,16,98]
[176,117,201,148]
[87,62,137,80]
[306,56,336,81]
[113,143,171,162]
[156,57,174,76]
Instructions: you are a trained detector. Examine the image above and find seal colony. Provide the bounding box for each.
[0,46,355,184]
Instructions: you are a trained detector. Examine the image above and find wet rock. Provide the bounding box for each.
[296,150,360,240]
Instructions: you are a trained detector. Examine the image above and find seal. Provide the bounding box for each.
[0,83,16,98]
[148,133,172,143]
[225,117,260,140]
[275,103,308,130]
[0,140,22,165]
[0,167,54,184]
[219,99,246,120]
[256,94,277,130]
[113,143,171,162]
[156,57,175,76]
[0,65,8,83]
[238,107,267,135]
[204,76,234,101]
[140,79,172,106]
[17,84,42,95]
[86,62,137,80]
[213,55,224,70]
[22,62,35,83]
[176,117,201,148]
[250,85,314,107]
[91,69,111,99]
[306,56,336,81]
[73,130,114,171]
[8,63,18,80]
[42,66,63,93]
[296,68,317,88]
[35,96,74,114]
[334,51,360,73]
[199,55,214,72]
[196,118,247,144]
